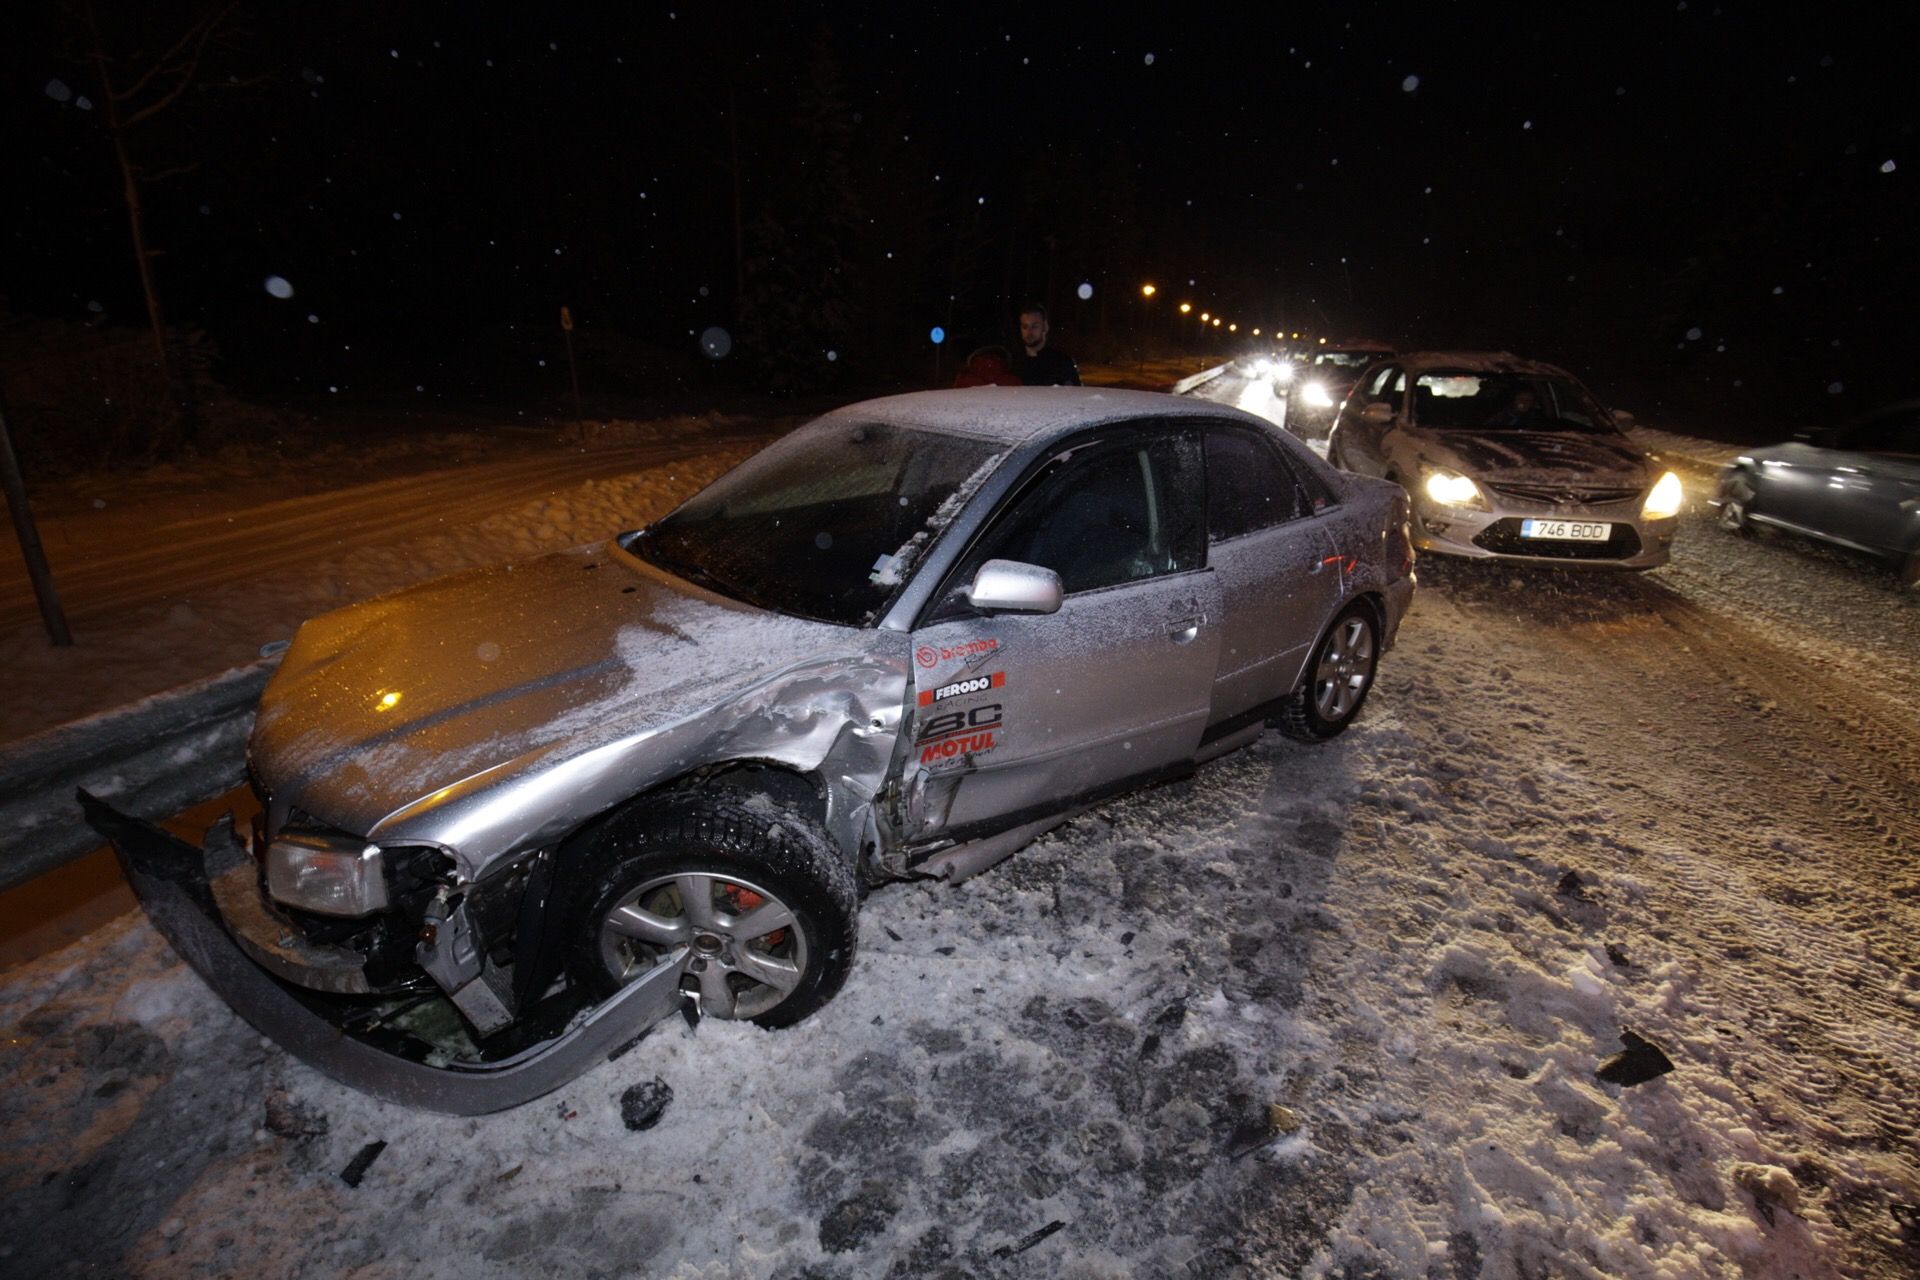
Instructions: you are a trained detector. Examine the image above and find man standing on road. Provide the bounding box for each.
[1012,304,1081,386]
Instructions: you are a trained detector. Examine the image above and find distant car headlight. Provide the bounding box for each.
[1422,468,1486,510]
[1273,361,1296,384]
[1642,470,1684,520]
[267,829,391,917]
[1300,380,1334,407]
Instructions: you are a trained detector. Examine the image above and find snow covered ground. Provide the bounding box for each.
[2,383,1916,1278]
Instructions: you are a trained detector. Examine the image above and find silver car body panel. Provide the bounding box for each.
[1328,351,1674,569]
[1722,423,1920,561]
[253,544,907,882]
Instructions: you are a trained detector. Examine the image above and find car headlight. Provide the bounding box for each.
[1642,470,1684,520]
[1422,468,1486,510]
[1273,362,1296,384]
[266,829,391,917]
[1300,380,1334,407]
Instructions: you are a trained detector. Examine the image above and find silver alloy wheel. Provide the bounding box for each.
[1312,614,1376,722]
[597,871,809,1020]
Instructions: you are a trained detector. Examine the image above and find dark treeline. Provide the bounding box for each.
[4,2,1915,445]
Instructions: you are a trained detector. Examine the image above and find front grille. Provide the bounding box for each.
[1473,519,1644,560]
[1484,482,1643,506]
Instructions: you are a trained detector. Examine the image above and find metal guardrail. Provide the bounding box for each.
[1169,363,1230,396]
[0,657,275,893]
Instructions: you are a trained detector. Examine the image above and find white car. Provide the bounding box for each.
[1327,351,1683,569]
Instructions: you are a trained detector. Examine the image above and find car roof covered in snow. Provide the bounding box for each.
[1393,351,1579,379]
[815,386,1263,447]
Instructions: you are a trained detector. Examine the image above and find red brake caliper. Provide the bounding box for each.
[722,884,787,948]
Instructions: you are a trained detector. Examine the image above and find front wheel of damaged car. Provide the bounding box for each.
[1276,603,1379,741]
[569,797,858,1028]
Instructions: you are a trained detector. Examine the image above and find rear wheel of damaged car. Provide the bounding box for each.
[1277,601,1379,741]
[568,795,858,1028]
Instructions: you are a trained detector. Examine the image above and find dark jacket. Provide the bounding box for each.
[1012,345,1081,386]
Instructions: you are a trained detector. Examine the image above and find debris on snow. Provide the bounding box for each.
[1731,1161,1802,1225]
[1596,1028,1676,1087]
[618,1077,673,1131]
[263,1091,328,1140]
[339,1139,387,1187]
[992,1218,1067,1258]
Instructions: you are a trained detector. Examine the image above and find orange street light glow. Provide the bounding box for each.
[1141,283,1157,297]
[1179,303,1192,314]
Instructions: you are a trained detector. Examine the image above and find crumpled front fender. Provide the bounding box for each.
[78,790,688,1115]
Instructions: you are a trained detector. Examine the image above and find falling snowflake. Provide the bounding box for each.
[1401,75,1420,92]
[1827,381,1844,394]
[1077,282,1093,300]
[1144,53,1155,66]
[1685,327,1703,341]
[44,79,72,103]
[1882,159,1897,174]
[264,276,295,299]
[700,327,732,359]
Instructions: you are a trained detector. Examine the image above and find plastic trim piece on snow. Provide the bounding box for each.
[79,789,690,1115]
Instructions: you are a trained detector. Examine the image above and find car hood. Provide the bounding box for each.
[1419,429,1651,485]
[252,542,861,834]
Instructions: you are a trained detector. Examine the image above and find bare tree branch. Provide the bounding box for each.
[121,2,237,127]
[114,2,236,104]
[137,161,202,182]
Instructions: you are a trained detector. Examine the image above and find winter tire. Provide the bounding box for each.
[1276,602,1379,741]
[1718,474,1755,534]
[568,795,857,1028]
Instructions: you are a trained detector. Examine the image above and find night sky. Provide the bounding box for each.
[5,2,1916,423]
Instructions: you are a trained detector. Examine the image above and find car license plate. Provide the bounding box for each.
[1520,519,1611,541]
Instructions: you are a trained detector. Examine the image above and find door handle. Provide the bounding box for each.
[1169,618,1201,644]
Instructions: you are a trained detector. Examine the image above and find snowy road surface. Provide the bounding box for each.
[3,384,1918,1277]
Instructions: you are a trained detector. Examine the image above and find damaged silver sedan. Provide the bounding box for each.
[85,388,1415,1113]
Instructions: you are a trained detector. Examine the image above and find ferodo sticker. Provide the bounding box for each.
[918,670,1006,707]
[916,703,1002,766]
[915,637,999,669]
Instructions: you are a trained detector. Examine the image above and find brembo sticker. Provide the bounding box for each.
[918,670,1006,707]
[916,703,1002,765]
[915,637,999,668]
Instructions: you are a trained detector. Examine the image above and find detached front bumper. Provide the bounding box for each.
[79,791,689,1115]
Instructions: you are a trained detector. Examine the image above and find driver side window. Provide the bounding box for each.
[963,434,1203,597]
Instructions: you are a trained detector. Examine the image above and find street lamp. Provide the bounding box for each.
[1179,302,1192,314]
[1200,312,1210,322]
[1141,283,1156,298]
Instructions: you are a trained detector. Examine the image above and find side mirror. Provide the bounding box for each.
[965,559,1063,615]
[1361,402,1394,426]
[1612,409,1637,430]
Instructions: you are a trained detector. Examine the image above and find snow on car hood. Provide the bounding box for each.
[1423,430,1651,485]
[252,542,862,833]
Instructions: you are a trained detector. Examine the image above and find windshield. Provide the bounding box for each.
[1312,350,1388,370]
[632,419,1002,626]
[1410,371,1617,434]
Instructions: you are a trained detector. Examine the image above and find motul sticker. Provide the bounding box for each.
[918,670,1006,707]
[915,703,1003,766]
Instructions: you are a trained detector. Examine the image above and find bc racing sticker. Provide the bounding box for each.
[915,703,1002,766]
[915,636,1000,669]
[918,670,1006,707]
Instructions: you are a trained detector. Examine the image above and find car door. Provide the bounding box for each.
[1330,364,1403,476]
[902,429,1222,843]
[1822,410,1920,552]
[1200,425,1342,735]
